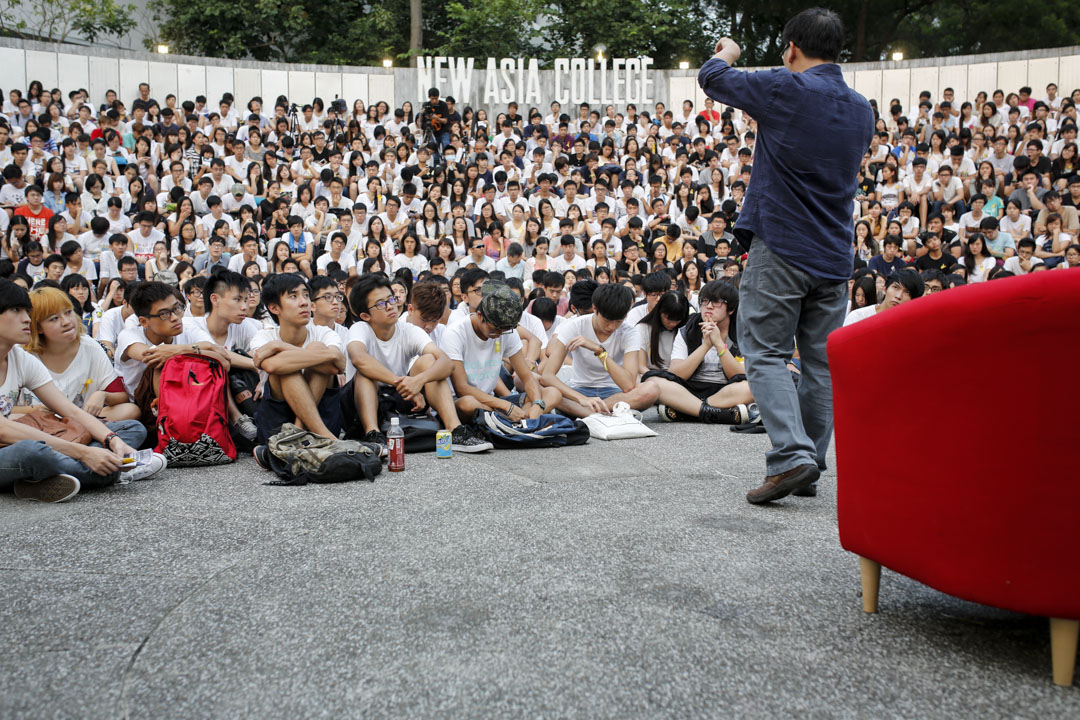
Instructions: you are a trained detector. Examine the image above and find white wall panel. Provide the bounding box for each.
[25,50,58,90]
[176,64,206,102]
[205,67,234,106]
[667,76,695,117]
[997,60,1027,95]
[57,53,89,97]
[87,57,119,108]
[967,62,997,101]
[341,73,369,106]
[118,59,148,105]
[315,72,342,103]
[842,71,855,92]
[909,66,938,109]
[288,71,315,104]
[1058,56,1080,96]
[881,69,910,112]
[0,47,27,96]
[368,74,394,106]
[148,61,177,100]
[854,70,882,106]
[261,70,289,105]
[1027,57,1059,96]
[233,68,262,105]
[938,65,967,109]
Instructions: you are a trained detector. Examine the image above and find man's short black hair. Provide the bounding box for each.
[642,271,671,295]
[459,268,490,293]
[530,297,557,324]
[349,273,393,316]
[569,279,598,314]
[543,271,565,288]
[131,281,182,317]
[886,270,925,299]
[117,256,138,271]
[0,277,32,314]
[262,272,309,323]
[592,283,634,321]
[781,7,844,62]
[205,269,248,315]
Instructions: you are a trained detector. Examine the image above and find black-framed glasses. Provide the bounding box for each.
[366,295,400,312]
[142,304,184,320]
[315,293,345,304]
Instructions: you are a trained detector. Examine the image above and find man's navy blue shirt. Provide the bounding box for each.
[698,58,874,280]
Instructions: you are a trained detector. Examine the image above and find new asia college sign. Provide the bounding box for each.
[416,57,656,107]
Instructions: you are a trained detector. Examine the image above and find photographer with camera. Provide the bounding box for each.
[421,87,450,159]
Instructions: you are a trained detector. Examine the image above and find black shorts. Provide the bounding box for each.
[254,383,347,444]
[641,369,747,400]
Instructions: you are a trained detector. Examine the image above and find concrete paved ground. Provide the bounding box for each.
[1,416,1075,718]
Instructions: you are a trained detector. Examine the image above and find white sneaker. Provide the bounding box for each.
[231,415,257,442]
[611,401,643,422]
[120,453,168,482]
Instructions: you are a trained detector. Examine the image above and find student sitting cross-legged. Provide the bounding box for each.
[541,283,660,418]
[440,281,562,424]
[0,279,162,504]
[648,279,760,424]
[346,274,492,453]
[249,273,346,444]
[24,287,141,423]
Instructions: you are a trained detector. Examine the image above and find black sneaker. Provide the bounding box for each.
[253,445,272,471]
[364,430,389,458]
[451,425,493,453]
[792,483,818,497]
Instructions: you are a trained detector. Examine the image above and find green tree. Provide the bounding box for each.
[0,0,134,44]
[433,0,543,59]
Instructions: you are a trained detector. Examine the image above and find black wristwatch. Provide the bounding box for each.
[531,399,547,411]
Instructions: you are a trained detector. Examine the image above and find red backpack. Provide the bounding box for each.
[155,354,236,466]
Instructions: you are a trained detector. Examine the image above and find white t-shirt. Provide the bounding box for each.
[0,345,55,416]
[843,304,879,326]
[553,313,644,388]
[128,228,166,257]
[115,318,213,395]
[98,306,135,346]
[316,252,357,274]
[440,316,522,395]
[25,335,120,407]
[517,309,548,350]
[347,321,431,381]
[227,254,267,274]
[187,316,260,354]
[671,331,733,384]
[248,324,344,383]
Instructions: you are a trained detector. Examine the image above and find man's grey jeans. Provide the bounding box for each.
[737,238,848,477]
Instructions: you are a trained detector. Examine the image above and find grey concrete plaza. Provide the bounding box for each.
[1,416,1075,718]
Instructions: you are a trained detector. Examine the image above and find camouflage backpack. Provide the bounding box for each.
[264,423,382,485]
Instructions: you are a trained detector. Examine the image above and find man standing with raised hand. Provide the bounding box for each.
[698,8,874,504]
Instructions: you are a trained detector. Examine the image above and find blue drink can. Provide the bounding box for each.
[436,430,452,458]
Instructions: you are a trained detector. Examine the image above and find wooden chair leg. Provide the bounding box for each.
[1050,618,1078,686]
[860,557,881,613]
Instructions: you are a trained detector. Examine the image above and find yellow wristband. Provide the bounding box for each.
[718,346,727,357]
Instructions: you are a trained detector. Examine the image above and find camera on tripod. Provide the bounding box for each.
[330,98,348,116]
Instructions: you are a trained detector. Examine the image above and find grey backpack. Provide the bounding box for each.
[264,423,381,485]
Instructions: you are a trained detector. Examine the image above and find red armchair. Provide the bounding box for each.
[829,269,1080,686]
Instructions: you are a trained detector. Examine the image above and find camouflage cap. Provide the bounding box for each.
[479,281,523,331]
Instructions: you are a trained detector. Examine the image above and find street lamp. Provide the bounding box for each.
[382,58,393,68]
[891,51,904,62]
[156,44,169,54]
[593,43,607,63]
[679,61,690,70]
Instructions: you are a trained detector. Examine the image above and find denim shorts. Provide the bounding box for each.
[569,385,622,400]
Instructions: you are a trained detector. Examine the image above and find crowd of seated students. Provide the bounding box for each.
[2,77,1076,502]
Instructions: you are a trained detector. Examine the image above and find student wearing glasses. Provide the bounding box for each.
[345,274,492,453]
[115,282,228,432]
[448,268,489,324]
[463,237,496,272]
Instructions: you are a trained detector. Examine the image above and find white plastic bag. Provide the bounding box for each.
[581,402,658,441]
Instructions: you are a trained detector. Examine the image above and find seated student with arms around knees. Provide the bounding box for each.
[843,270,925,326]
[635,291,691,373]
[541,283,660,418]
[0,279,162,503]
[115,281,230,430]
[346,274,492,453]
[188,269,262,442]
[249,273,345,443]
[24,286,141,423]
[648,280,759,424]
[440,281,562,424]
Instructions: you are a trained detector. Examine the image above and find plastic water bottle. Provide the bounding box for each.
[387,417,405,472]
